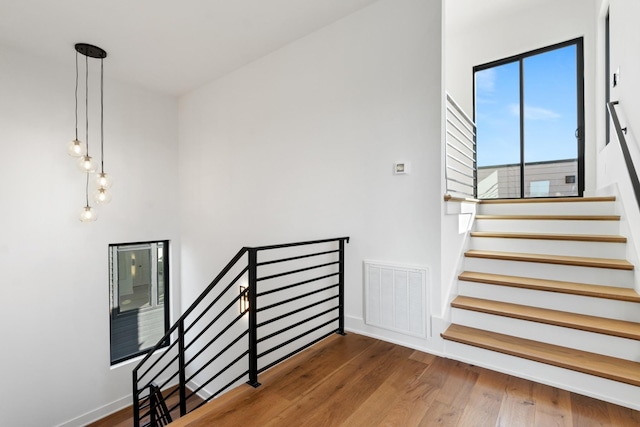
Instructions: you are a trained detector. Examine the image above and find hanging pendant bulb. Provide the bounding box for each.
[77,155,97,173]
[79,205,98,222]
[94,187,112,205]
[95,172,113,188]
[67,139,86,157]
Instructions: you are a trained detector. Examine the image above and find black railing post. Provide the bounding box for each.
[337,238,348,335]
[150,390,157,427]
[178,319,187,416]
[247,247,261,387]
[132,370,140,427]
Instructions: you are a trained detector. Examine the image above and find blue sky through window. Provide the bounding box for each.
[475,45,577,167]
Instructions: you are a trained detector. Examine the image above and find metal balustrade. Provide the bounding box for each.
[132,237,349,427]
[445,92,477,199]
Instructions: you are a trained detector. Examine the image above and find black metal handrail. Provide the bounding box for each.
[607,101,640,211]
[133,237,349,427]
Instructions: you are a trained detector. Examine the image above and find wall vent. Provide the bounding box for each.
[364,260,429,338]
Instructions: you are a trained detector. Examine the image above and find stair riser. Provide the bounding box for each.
[443,341,640,411]
[469,238,627,259]
[462,257,635,288]
[474,219,620,234]
[479,202,617,216]
[457,281,640,322]
[451,308,640,360]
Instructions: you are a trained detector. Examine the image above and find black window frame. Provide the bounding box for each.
[109,239,170,365]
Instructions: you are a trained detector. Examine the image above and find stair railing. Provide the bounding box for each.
[445,92,477,199]
[607,101,640,210]
[133,237,349,427]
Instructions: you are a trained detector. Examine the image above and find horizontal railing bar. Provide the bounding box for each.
[155,382,180,407]
[446,119,475,144]
[257,249,339,267]
[257,306,338,343]
[446,129,475,153]
[258,329,337,374]
[447,142,476,162]
[446,92,476,129]
[185,265,248,335]
[446,104,476,136]
[258,317,338,359]
[446,152,473,171]
[190,370,250,413]
[137,339,180,385]
[446,162,475,180]
[257,272,339,297]
[185,314,247,370]
[150,364,180,393]
[257,283,339,312]
[133,248,248,373]
[447,177,474,188]
[257,332,336,377]
[187,350,249,399]
[257,295,339,328]
[186,329,249,381]
[185,293,243,352]
[257,261,339,282]
[446,189,475,198]
[252,237,349,252]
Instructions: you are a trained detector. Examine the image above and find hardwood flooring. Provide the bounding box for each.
[92,333,640,426]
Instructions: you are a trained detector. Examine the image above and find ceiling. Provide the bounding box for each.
[0,0,380,96]
[446,0,560,34]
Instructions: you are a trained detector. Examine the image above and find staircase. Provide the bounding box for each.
[441,196,640,410]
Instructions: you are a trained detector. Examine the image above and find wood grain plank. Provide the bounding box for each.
[262,341,411,426]
[377,357,456,427]
[532,382,573,427]
[570,392,611,427]
[455,368,507,427]
[451,296,640,340]
[441,324,640,387]
[94,333,640,426]
[464,249,634,270]
[470,231,627,243]
[475,214,620,220]
[458,271,640,302]
[496,375,536,427]
[479,196,616,204]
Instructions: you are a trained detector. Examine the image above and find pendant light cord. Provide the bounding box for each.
[85,172,90,207]
[74,51,79,141]
[85,54,89,156]
[100,57,104,173]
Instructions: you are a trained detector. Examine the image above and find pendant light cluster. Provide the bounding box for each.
[67,43,111,223]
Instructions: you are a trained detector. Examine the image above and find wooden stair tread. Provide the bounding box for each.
[441,324,640,387]
[479,196,616,204]
[458,271,640,302]
[451,296,640,340]
[465,249,634,270]
[470,231,626,243]
[475,214,620,221]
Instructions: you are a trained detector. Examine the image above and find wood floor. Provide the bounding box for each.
[93,333,640,426]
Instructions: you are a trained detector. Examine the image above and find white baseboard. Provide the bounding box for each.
[345,315,445,357]
[55,394,132,427]
[444,342,640,411]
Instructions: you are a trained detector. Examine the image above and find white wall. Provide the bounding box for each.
[179,0,444,352]
[0,44,180,427]
[446,0,598,193]
[596,0,640,290]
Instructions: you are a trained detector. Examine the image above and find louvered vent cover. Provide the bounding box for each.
[364,261,428,338]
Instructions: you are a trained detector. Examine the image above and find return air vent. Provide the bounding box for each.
[364,261,429,338]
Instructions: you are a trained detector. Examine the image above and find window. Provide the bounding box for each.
[474,38,584,199]
[109,240,169,365]
[605,10,611,144]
